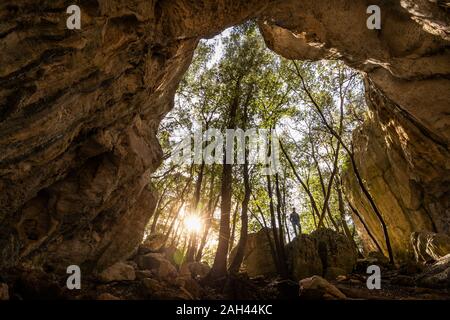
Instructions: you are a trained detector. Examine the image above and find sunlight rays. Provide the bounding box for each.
[184,214,203,234]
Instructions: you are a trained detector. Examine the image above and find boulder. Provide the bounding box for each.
[240,228,357,280]
[416,254,450,289]
[142,278,164,293]
[142,278,194,300]
[98,262,136,283]
[178,277,202,299]
[163,245,184,267]
[355,251,391,273]
[97,293,120,300]
[324,267,347,280]
[176,288,195,300]
[0,283,9,300]
[139,233,167,255]
[398,261,424,276]
[135,270,154,280]
[367,251,390,266]
[311,229,357,279]
[299,276,346,300]
[232,228,277,277]
[286,235,323,280]
[179,262,211,279]
[411,232,450,263]
[137,253,177,279]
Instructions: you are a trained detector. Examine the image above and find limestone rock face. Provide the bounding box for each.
[343,83,450,262]
[400,0,450,40]
[0,0,449,273]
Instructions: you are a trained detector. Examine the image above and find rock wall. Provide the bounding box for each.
[0,0,276,272]
[344,82,450,262]
[0,0,449,272]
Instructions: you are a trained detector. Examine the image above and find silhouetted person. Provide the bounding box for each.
[290,208,301,237]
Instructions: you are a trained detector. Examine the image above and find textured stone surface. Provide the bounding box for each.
[0,283,9,300]
[97,293,121,300]
[179,261,211,279]
[286,229,357,280]
[299,275,347,300]
[0,0,449,273]
[241,228,355,280]
[286,234,323,281]
[311,229,357,279]
[136,252,177,279]
[139,233,166,254]
[232,228,278,277]
[98,261,136,282]
[411,231,450,263]
[417,254,450,289]
[343,82,449,262]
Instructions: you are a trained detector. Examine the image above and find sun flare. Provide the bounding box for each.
[184,215,203,234]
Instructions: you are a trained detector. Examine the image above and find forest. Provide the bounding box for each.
[152,24,366,271]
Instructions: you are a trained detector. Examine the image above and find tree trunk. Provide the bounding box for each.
[228,105,251,273]
[207,84,239,280]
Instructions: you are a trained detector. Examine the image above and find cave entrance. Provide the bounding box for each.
[146,22,371,274]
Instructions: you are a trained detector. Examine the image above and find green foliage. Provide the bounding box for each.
[150,23,368,259]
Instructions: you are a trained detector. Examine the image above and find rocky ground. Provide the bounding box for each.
[1,232,449,301]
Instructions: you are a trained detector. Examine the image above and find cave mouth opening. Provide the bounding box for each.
[147,21,369,268]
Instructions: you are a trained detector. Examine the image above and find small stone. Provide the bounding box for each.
[141,233,166,252]
[180,278,202,299]
[299,276,347,300]
[336,275,348,282]
[179,262,211,279]
[137,253,177,279]
[97,293,120,300]
[0,283,9,300]
[98,262,136,282]
[142,278,163,292]
[324,267,347,280]
[136,270,154,280]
